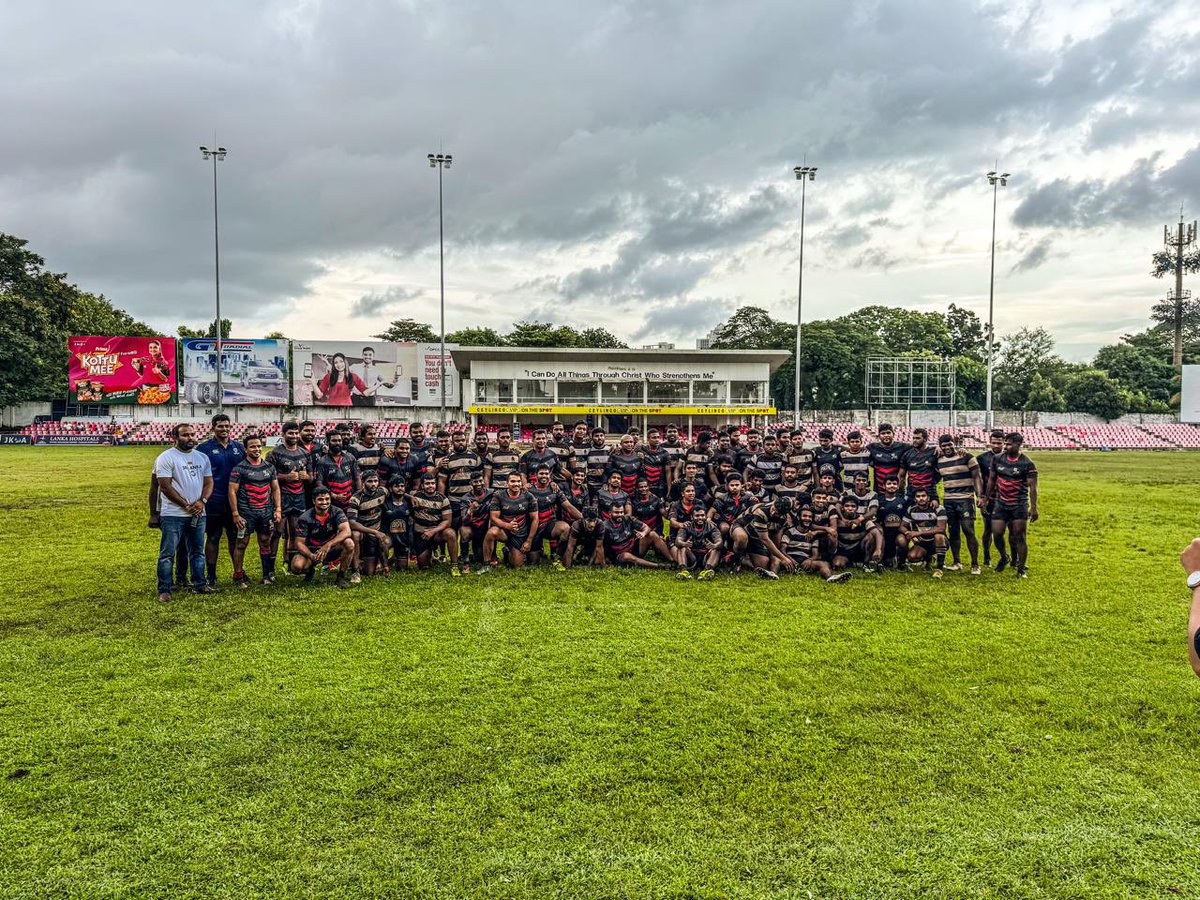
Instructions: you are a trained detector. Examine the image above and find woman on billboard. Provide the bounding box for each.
[312,352,368,406]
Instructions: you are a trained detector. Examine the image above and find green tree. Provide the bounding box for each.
[945,303,987,360]
[709,307,791,349]
[445,326,506,346]
[1093,342,1174,403]
[264,330,288,341]
[994,326,1064,409]
[506,321,583,348]
[952,355,987,408]
[1062,369,1129,420]
[577,327,628,349]
[374,318,437,342]
[178,318,232,339]
[1023,372,1065,412]
[837,305,953,357]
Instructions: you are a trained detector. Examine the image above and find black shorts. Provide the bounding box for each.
[944,498,976,524]
[498,529,530,550]
[530,523,558,549]
[280,492,307,516]
[239,509,274,541]
[992,501,1029,522]
[911,536,938,554]
[302,543,342,565]
[572,536,598,560]
[605,544,637,564]
[745,534,770,557]
[358,533,386,560]
[205,506,236,541]
[836,542,867,563]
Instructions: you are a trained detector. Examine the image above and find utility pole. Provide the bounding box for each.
[1163,212,1197,369]
[984,169,1010,432]
[792,164,817,426]
[200,145,227,409]
[427,152,453,427]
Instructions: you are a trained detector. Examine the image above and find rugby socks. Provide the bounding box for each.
[935,549,946,570]
[260,554,275,579]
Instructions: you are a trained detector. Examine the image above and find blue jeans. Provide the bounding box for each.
[158,515,207,593]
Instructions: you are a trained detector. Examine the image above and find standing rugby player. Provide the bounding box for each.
[935,434,982,574]
[227,433,280,587]
[268,421,311,556]
[985,432,1038,578]
[976,429,1009,569]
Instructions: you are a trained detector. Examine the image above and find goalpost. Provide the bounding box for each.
[864,357,956,425]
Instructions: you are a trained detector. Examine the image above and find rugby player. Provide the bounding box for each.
[743,468,768,502]
[380,437,418,490]
[438,430,483,519]
[839,431,871,486]
[595,471,633,519]
[563,505,604,568]
[382,475,412,570]
[407,422,432,472]
[226,433,280,587]
[668,461,709,505]
[569,421,592,482]
[832,495,882,573]
[599,507,662,569]
[735,429,762,475]
[485,471,537,568]
[774,463,810,506]
[484,428,522,492]
[708,473,752,547]
[350,423,383,473]
[606,433,643,496]
[985,432,1038,578]
[782,506,852,583]
[668,482,704,536]
[845,472,879,523]
[565,468,591,509]
[813,429,842,487]
[268,421,312,555]
[684,431,713,489]
[786,429,814,484]
[347,469,390,579]
[628,477,673,561]
[519,430,561,487]
[867,423,910,493]
[197,413,245,587]
[751,433,785,494]
[547,421,572,479]
[640,429,672,497]
[660,424,688,480]
[875,474,908,569]
[528,465,581,568]
[290,486,355,588]
[673,504,722,579]
[899,427,939,502]
[298,420,324,506]
[457,471,494,574]
[584,427,611,495]
[976,429,1009,568]
[430,430,452,471]
[314,429,359,510]
[901,487,948,577]
[735,495,795,578]
[408,472,459,572]
[935,434,983,574]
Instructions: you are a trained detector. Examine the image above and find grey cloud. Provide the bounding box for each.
[352,285,423,318]
[850,248,901,271]
[1012,145,1200,229]
[0,0,1196,340]
[1010,236,1057,274]
[630,297,731,342]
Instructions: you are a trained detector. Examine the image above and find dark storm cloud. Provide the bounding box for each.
[352,286,423,318]
[630,297,731,342]
[0,0,1196,337]
[1012,145,1200,229]
[1010,236,1058,274]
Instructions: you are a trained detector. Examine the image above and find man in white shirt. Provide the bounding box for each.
[154,423,215,602]
[349,346,388,407]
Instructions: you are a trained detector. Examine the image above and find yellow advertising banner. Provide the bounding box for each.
[468,404,776,416]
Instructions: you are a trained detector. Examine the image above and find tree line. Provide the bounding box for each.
[0,229,1194,419]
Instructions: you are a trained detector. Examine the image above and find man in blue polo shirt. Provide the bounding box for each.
[197,413,245,587]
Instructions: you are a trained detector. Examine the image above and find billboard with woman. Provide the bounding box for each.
[291,341,413,407]
[68,336,177,404]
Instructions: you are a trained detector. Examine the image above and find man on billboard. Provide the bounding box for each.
[349,346,395,407]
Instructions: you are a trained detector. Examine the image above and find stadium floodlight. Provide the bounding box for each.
[199,144,228,408]
[791,163,818,426]
[984,166,1012,431]
[427,152,454,427]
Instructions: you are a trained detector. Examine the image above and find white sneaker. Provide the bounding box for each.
[932,569,944,579]
[946,562,962,572]
[970,565,982,575]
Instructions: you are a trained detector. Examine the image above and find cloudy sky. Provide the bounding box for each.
[3,0,1199,360]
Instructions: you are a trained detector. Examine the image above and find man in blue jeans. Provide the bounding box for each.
[154,423,215,602]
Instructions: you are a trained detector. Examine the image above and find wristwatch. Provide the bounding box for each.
[1189,571,1200,590]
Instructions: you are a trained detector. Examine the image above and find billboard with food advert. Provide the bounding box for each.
[68,336,177,404]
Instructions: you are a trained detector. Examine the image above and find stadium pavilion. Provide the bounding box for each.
[450,346,790,437]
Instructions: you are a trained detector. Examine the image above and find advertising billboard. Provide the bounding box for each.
[1182,365,1200,423]
[181,339,289,406]
[291,341,459,408]
[68,336,176,404]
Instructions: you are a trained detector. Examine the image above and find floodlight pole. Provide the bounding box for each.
[200,144,228,410]
[428,152,453,427]
[984,169,1009,432]
[792,164,817,427]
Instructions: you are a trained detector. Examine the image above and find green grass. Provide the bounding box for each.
[1,447,1198,899]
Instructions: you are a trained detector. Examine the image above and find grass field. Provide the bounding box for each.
[1,447,1198,899]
